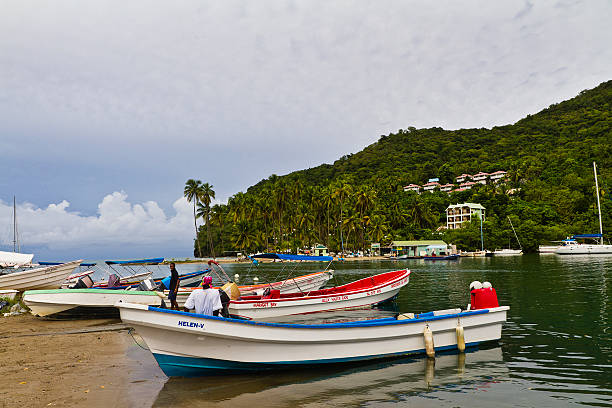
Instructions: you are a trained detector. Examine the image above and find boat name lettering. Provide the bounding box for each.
[253,302,277,308]
[178,321,205,329]
[322,295,349,303]
[366,289,382,296]
[390,278,407,288]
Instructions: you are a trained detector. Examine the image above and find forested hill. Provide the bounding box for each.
[198,80,612,256]
[253,80,611,190]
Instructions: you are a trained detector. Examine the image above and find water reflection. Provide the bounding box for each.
[152,347,507,408]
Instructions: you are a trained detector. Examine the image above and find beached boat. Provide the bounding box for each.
[22,288,164,317]
[0,250,34,268]
[226,269,411,320]
[117,301,509,377]
[168,269,334,308]
[0,260,82,291]
[0,289,19,300]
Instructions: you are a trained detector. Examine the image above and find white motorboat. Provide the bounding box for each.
[117,301,509,377]
[226,269,410,320]
[492,249,523,256]
[22,288,164,317]
[0,289,19,300]
[0,260,82,291]
[556,162,612,256]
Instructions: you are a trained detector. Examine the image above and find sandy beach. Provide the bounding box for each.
[0,314,165,408]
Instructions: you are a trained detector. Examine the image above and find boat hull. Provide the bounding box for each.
[0,260,82,291]
[23,288,163,317]
[168,270,333,308]
[228,270,410,320]
[555,244,612,255]
[118,303,509,377]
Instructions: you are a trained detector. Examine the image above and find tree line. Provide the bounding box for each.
[186,80,612,256]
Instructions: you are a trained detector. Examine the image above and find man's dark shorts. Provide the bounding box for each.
[168,291,177,301]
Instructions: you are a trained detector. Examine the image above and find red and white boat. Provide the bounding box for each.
[227,269,410,320]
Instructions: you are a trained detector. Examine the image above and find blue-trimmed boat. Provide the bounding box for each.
[117,302,509,377]
[423,254,460,261]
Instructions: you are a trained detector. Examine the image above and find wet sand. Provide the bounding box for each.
[0,314,165,408]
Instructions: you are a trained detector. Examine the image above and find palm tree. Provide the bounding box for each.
[200,182,216,258]
[332,182,353,255]
[184,179,204,257]
[210,204,226,255]
[355,187,376,252]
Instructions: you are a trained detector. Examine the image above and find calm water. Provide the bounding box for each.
[125,255,611,407]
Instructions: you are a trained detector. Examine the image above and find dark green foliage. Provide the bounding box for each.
[197,80,612,254]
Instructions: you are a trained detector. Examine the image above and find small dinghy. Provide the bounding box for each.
[117,281,508,377]
[0,260,82,291]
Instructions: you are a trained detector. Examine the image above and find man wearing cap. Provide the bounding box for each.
[183,276,223,316]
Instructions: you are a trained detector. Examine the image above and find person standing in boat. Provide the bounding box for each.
[168,262,180,310]
[183,276,223,316]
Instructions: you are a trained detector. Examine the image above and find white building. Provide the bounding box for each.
[403,184,421,193]
[440,183,454,192]
[455,174,472,183]
[459,181,477,190]
[446,203,486,230]
[489,170,507,183]
[472,172,489,185]
[422,181,440,193]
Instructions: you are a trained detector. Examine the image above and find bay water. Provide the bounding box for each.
[127,255,611,407]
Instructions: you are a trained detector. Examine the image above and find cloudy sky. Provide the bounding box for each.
[1,0,610,260]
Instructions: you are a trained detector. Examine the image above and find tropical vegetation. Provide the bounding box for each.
[189,80,612,256]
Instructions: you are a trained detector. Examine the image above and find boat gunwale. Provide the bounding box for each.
[231,269,410,305]
[23,288,161,296]
[132,304,508,329]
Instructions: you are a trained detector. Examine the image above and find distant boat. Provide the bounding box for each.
[556,162,612,255]
[423,254,459,260]
[0,260,82,291]
[538,245,560,254]
[493,217,523,256]
[0,197,34,268]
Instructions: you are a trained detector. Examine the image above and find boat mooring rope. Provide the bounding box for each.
[128,327,150,350]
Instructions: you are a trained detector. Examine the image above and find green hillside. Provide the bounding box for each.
[194,80,612,256]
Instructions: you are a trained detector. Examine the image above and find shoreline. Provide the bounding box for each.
[167,255,392,264]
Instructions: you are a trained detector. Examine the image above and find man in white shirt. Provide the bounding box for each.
[183,276,223,316]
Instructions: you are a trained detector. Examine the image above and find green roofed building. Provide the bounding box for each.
[391,240,449,257]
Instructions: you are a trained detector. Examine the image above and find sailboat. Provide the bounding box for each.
[0,197,34,268]
[555,162,612,255]
[493,217,523,256]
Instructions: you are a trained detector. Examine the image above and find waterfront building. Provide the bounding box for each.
[446,203,486,230]
[312,244,329,257]
[391,240,450,257]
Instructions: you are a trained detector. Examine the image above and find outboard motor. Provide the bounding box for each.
[137,278,157,291]
[71,274,94,289]
[107,274,120,288]
[469,281,499,310]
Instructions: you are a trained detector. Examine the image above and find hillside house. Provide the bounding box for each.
[446,203,486,230]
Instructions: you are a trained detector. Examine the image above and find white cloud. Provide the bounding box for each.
[0,193,195,259]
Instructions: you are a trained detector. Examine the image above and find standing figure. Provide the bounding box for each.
[168,262,180,310]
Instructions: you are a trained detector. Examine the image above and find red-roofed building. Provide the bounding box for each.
[489,170,507,183]
[403,184,421,193]
[422,181,441,193]
[455,174,472,183]
[440,183,454,192]
[472,172,489,185]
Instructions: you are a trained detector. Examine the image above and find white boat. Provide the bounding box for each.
[0,289,19,300]
[554,238,612,255]
[169,270,334,308]
[226,269,410,320]
[492,248,523,256]
[538,245,560,254]
[117,302,509,377]
[556,162,612,255]
[0,250,34,268]
[0,260,82,291]
[22,288,164,317]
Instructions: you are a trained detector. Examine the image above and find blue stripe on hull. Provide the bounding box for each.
[153,341,483,377]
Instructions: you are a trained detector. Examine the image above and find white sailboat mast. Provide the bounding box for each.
[593,162,604,245]
[13,196,18,252]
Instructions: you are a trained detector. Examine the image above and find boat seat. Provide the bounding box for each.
[262,289,280,299]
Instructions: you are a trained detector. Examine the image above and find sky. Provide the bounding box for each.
[1,0,611,260]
